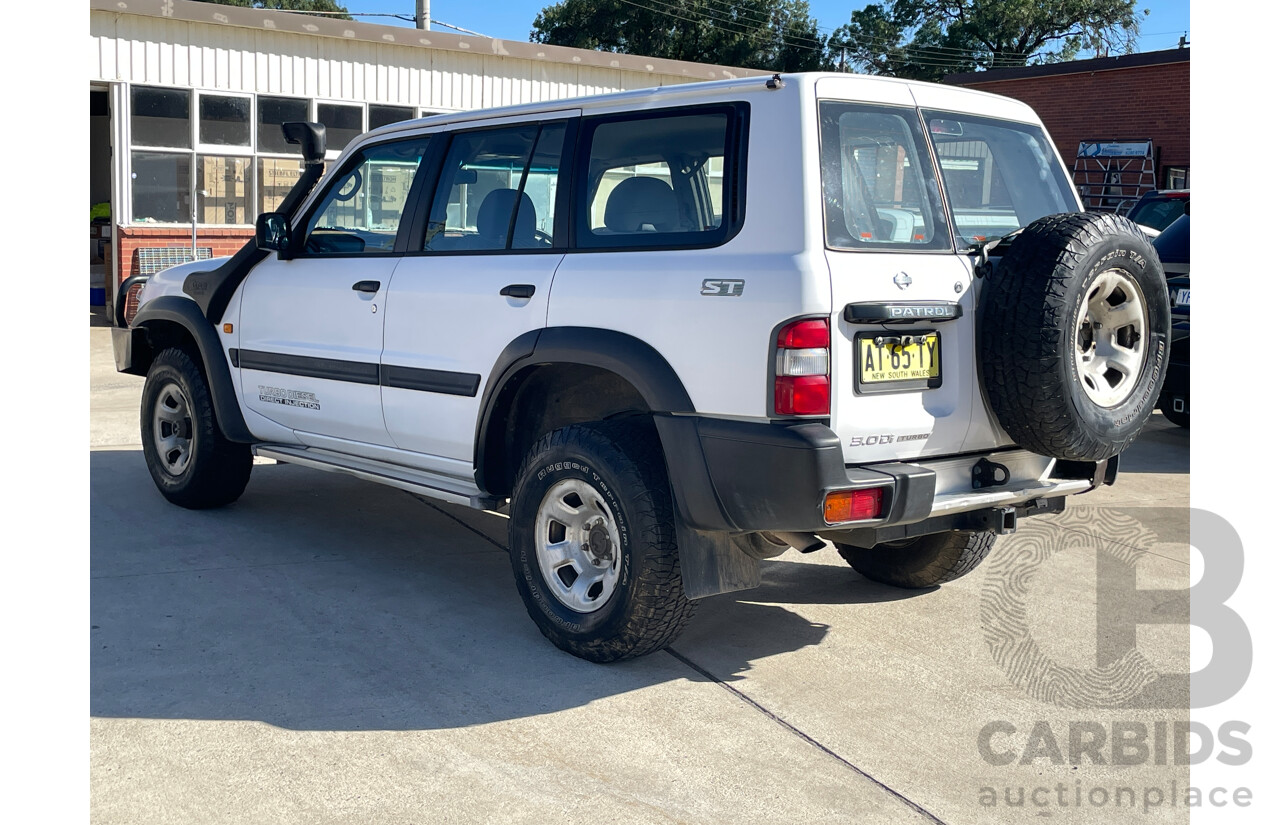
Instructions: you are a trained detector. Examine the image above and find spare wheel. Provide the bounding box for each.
[978,212,1171,462]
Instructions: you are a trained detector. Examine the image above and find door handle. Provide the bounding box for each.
[352,280,380,293]
[500,284,536,299]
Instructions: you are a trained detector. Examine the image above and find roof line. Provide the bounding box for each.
[91,0,769,81]
[945,47,1189,85]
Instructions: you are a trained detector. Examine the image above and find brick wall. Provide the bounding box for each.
[115,227,254,284]
[111,226,254,322]
[951,59,1189,187]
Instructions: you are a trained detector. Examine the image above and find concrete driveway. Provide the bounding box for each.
[90,311,1190,824]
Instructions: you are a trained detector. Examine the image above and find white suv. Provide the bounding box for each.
[114,73,1170,662]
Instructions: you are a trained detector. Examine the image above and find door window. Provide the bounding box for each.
[818,102,949,250]
[923,110,1076,245]
[422,122,566,252]
[302,138,429,256]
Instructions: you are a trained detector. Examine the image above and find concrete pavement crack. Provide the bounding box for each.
[407,493,507,552]
[404,491,947,822]
[665,647,949,825]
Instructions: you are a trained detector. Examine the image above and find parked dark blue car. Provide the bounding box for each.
[1153,214,1189,427]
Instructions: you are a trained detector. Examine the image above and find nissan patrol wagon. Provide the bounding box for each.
[114,73,1170,662]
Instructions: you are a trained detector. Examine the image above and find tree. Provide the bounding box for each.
[190,1,352,20]
[829,0,1147,82]
[531,1,830,72]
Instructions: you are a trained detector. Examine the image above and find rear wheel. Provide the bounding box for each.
[508,420,696,663]
[835,530,997,589]
[141,348,252,509]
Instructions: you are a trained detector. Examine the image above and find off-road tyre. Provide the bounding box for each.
[508,420,696,663]
[835,530,997,589]
[140,347,252,509]
[979,212,1170,461]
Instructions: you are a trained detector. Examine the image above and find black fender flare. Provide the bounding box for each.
[133,295,254,443]
[473,326,707,497]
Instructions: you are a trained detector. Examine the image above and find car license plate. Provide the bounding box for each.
[1173,288,1190,308]
[858,332,941,385]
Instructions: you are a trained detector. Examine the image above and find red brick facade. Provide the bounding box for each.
[109,226,254,320]
[947,49,1189,194]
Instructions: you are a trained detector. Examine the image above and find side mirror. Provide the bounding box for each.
[256,212,293,258]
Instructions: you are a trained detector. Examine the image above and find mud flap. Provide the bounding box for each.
[675,522,762,599]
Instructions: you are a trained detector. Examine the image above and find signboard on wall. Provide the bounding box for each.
[1077,140,1153,158]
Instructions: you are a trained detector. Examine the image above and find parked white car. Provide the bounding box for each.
[114,73,1170,661]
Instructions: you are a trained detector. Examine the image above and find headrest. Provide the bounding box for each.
[603,176,681,232]
[476,188,536,242]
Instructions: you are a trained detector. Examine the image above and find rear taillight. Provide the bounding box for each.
[774,318,830,416]
[823,488,885,524]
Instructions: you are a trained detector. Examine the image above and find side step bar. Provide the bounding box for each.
[254,444,502,510]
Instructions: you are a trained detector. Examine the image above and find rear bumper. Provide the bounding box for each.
[656,416,1111,535]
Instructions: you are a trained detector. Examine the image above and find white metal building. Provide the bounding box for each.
[89,0,762,310]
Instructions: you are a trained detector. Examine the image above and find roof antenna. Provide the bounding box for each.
[766,74,784,90]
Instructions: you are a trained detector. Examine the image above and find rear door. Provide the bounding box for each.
[379,115,575,465]
[818,96,986,465]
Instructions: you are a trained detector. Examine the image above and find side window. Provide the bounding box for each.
[818,103,949,250]
[577,109,736,249]
[423,126,537,252]
[303,138,429,255]
[511,125,565,250]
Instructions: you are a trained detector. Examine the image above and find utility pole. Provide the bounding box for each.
[416,0,430,31]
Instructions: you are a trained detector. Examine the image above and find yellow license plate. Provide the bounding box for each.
[859,333,942,384]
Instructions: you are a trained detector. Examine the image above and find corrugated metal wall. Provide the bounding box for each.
[90,10,693,110]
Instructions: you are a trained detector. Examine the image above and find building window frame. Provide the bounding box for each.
[121,84,450,228]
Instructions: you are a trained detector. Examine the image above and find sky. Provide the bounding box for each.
[341,1,1192,55]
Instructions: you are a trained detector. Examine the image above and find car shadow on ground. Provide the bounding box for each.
[90,450,925,733]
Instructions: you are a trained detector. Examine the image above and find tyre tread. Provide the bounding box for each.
[836,530,997,589]
[979,212,1166,461]
[510,420,696,663]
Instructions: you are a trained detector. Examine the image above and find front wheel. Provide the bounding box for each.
[508,420,696,663]
[140,348,252,509]
[835,530,997,589]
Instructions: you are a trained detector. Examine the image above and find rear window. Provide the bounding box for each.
[1128,195,1187,232]
[818,102,950,251]
[924,110,1076,246]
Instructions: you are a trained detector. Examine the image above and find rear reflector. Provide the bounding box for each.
[823,488,885,524]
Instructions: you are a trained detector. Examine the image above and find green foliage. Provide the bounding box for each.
[829,0,1146,81]
[188,0,352,20]
[531,1,830,72]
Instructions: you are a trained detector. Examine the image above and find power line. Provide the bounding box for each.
[621,0,1043,66]
[615,0,827,53]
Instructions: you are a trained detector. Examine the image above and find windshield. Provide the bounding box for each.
[923,110,1076,246]
[818,101,951,251]
[1129,195,1188,232]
